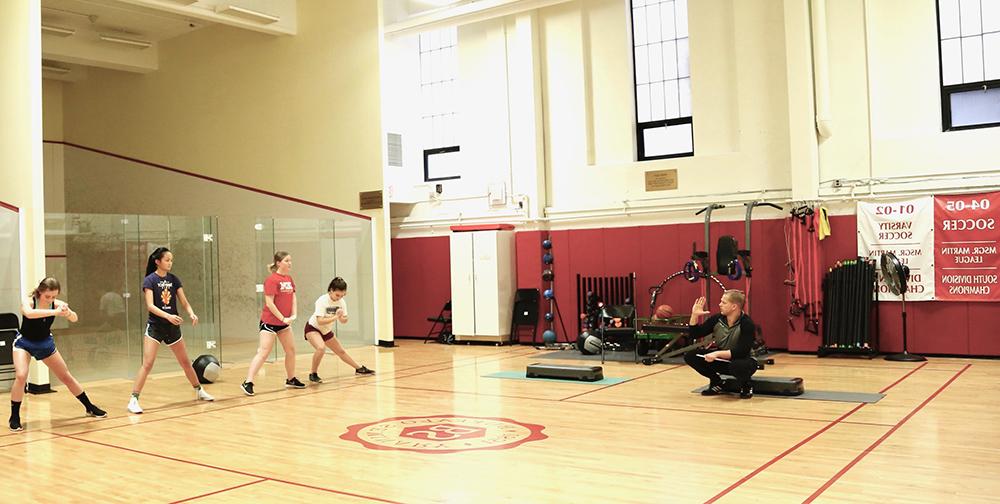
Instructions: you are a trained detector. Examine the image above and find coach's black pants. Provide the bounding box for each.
[683,349,757,385]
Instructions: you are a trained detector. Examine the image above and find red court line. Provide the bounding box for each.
[772,360,966,372]
[56,434,402,503]
[802,364,972,503]
[559,365,685,401]
[372,383,894,427]
[170,478,268,503]
[703,362,928,503]
[571,399,896,428]
[47,347,537,438]
[0,200,17,212]
[45,141,370,221]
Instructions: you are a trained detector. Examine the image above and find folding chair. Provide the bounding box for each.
[423,301,452,344]
[0,313,19,367]
[598,304,636,363]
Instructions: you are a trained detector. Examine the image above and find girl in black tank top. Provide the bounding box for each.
[9,278,107,432]
[18,297,56,341]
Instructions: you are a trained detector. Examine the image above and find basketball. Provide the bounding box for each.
[654,304,674,320]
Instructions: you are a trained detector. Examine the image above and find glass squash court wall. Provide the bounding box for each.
[43,214,220,383]
[0,207,19,319]
[42,143,377,384]
[29,212,374,385]
[0,207,20,391]
[251,217,375,367]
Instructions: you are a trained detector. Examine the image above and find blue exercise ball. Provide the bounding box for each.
[542,253,554,264]
[544,312,554,321]
[542,239,552,249]
[543,289,554,299]
[542,330,557,345]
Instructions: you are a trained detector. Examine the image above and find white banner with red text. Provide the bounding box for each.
[857,197,935,301]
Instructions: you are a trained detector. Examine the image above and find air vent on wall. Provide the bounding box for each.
[387,133,403,167]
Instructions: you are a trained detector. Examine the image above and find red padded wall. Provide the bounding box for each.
[391,215,999,356]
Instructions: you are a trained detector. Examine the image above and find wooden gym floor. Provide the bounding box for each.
[0,339,996,503]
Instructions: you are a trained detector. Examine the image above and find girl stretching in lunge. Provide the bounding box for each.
[304,277,373,384]
[10,278,107,431]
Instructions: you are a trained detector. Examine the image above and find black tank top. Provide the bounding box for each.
[19,298,55,341]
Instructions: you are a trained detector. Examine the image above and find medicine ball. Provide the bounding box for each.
[542,269,554,281]
[581,335,603,355]
[542,239,552,249]
[193,354,221,384]
[542,329,557,345]
[542,253,554,265]
[544,312,554,321]
[543,289,554,300]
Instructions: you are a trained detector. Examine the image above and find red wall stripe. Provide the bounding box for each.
[45,141,371,221]
[0,200,18,213]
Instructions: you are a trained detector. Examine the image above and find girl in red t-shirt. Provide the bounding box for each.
[241,251,305,395]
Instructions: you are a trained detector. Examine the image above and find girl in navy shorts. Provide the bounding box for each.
[127,247,215,414]
[9,278,107,432]
[304,277,373,384]
[241,251,305,395]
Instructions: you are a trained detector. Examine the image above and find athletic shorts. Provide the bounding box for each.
[13,334,57,361]
[304,323,334,342]
[145,323,183,346]
[259,321,289,334]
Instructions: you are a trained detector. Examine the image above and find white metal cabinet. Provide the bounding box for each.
[449,229,516,343]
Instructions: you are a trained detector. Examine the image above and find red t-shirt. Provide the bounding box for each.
[261,273,295,325]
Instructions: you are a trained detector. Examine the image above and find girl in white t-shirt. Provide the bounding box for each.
[304,277,373,383]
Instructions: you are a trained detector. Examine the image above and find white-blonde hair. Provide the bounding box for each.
[723,289,745,309]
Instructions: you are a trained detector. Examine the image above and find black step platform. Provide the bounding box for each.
[526,363,604,382]
[720,375,804,396]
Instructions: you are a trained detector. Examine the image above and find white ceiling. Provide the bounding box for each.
[42,0,204,42]
[41,0,297,80]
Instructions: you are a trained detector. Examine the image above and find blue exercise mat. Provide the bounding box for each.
[483,370,627,385]
[691,385,884,403]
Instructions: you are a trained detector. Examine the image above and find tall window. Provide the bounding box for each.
[937,0,1000,130]
[419,27,461,181]
[630,0,692,161]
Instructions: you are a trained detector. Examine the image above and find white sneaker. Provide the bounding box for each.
[197,388,215,402]
[127,396,143,414]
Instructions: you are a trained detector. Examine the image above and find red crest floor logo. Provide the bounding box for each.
[340,415,547,454]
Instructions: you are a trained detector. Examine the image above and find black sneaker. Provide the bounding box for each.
[285,377,306,389]
[308,372,323,384]
[9,417,22,432]
[355,365,374,375]
[86,405,108,418]
[701,382,724,396]
[240,381,255,396]
[740,383,754,399]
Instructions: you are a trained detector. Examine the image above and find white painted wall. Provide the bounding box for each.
[383,0,1000,237]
